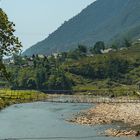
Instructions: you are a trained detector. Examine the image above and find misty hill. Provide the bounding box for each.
[23,0,140,56]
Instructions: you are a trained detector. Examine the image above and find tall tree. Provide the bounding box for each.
[0,8,22,78]
[124,39,131,48]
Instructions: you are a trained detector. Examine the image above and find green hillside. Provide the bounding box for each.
[65,44,140,92]
[23,0,140,56]
[7,42,140,96]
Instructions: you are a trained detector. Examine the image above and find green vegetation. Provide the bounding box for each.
[90,41,105,54]
[4,42,140,96]
[66,44,140,93]
[0,8,22,79]
[0,8,47,110]
[0,7,139,97]
[0,89,47,109]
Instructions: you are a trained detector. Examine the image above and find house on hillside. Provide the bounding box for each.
[101,48,116,54]
[53,53,59,59]
[38,54,45,59]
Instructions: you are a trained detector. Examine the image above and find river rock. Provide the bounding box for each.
[105,129,140,137]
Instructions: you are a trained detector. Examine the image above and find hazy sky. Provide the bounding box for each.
[0,0,96,51]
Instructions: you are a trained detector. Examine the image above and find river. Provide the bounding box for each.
[0,102,139,140]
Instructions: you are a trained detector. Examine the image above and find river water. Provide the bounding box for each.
[0,102,139,140]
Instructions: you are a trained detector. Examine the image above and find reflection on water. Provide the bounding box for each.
[0,102,139,140]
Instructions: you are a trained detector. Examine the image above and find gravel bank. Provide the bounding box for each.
[68,103,140,137]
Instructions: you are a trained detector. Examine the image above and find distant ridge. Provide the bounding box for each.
[23,0,140,56]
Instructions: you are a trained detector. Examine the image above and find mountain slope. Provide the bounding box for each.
[23,0,140,56]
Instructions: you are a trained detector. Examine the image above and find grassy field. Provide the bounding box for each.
[0,89,47,109]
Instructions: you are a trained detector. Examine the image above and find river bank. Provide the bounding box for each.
[0,89,48,110]
[68,103,140,137]
[1,91,140,137]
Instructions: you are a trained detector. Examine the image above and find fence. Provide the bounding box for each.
[0,89,140,103]
[46,94,140,103]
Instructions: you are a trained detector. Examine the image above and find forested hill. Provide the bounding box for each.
[23,0,140,56]
[7,43,140,93]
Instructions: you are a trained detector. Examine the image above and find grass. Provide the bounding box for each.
[70,75,139,97]
[0,89,47,110]
[63,44,140,97]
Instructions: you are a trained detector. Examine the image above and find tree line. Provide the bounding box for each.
[6,39,135,90]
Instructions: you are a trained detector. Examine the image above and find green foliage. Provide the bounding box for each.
[45,68,73,90]
[90,41,105,54]
[77,45,87,54]
[124,39,131,48]
[0,9,22,79]
[66,45,88,60]
[0,61,10,79]
[107,57,129,80]
[111,44,118,50]
[67,56,129,80]
[8,54,74,90]
[0,9,22,56]
[27,78,37,89]
[6,42,140,92]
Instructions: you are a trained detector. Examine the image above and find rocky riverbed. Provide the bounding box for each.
[105,129,140,137]
[68,103,140,137]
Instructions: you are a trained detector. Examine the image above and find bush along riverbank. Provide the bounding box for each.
[68,103,140,137]
[0,89,47,110]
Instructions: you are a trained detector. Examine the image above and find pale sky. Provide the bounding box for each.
[0,0,96,51]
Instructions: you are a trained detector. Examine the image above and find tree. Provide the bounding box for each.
[0,8,22,78]
[108,58,129,80]
[0,8,22,56]
[124,39,131,48]
[45,68,73,90]
[111,44,118,50]
[13,54,25,66]
[27,78,37,89]
[67,50,79,60]
[0,61,10,78]
[77,45,87,54]
[35,70,46,89]
[90,41,105,54]
[67,45,87,60]
[58,52,67,62]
